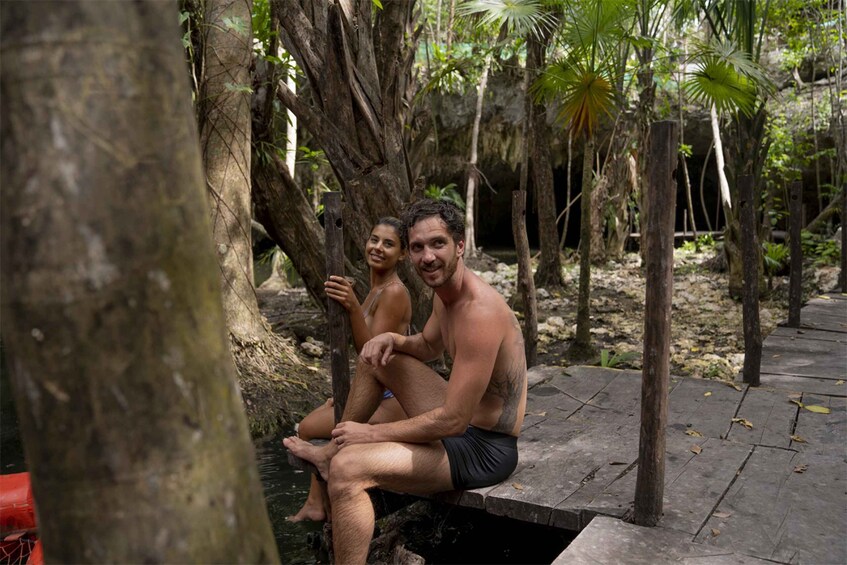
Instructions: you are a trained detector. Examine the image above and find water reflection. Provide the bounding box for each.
[255,437,324,563]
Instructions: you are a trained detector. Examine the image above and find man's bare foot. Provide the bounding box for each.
[283,436,331,481]
[286,501,326,522]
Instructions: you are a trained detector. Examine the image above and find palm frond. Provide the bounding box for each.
[684,56,756,116]
[534,61,615,137]
[459,0,558,37]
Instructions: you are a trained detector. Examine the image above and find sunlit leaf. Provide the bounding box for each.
[790,434,807,443]
[704,391,712,397]
[713,511,732,519]
[804,405,831,414]
[685,429,704,437]
[512,482,525,490]
[690,444,703,454]
[731,417,753,429]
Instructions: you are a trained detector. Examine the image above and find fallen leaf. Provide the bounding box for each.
[790,399,805,408]
[790,434,807,443]
[512,482,524,491]
[711,528,721,537]
[690,445,702,455]
[793,464,808,474]
[731,417,754,429]
[726,382,743,392]
[836,380,845,386]
[525,411,547,417]
[818,295,831,300]
[712,511,732,519]
[704,391,712,397]
[685,429,704,437]
[772,354,781,358]
[804,404,831,414]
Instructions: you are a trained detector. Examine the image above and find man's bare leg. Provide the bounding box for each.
[328,440,453,564]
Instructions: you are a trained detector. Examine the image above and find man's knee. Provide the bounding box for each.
[328,449,370,498]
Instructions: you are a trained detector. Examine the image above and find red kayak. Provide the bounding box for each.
[0,473,42,565]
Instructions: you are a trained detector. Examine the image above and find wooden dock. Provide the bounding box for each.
[436,293,846,564]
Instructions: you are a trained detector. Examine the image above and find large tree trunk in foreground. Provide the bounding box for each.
[199,0,267,343]
[0,2,279,562]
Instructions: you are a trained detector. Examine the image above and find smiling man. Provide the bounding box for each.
[284,198,527,564]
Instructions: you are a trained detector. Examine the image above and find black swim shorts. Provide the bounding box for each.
[441,426,518,489]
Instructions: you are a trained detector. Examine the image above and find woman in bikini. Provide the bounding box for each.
[287,217,412,522]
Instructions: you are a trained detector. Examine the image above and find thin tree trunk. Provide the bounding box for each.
[200,0,266,343]
[465,50,493,257]
[0,2,279,561]
[711,105,732,210]
[569,136,597,361]
[560,130,574,250]
[528,32,566,289]
[700,141,715,232]
[446,0,456,52]
[513,191,538,368]
[678,44,697,237]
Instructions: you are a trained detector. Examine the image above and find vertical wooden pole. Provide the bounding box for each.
[634,120,677,527]
[739,175,762,386]
[788,181,803,327]
[323,192,351,423]
[513,190,538,367]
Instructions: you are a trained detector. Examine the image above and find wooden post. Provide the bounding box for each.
[739,175,762,386]
[512,190,538,367]
[788,181,803,327]
[323,192,351,423]
[840,182,846,293]
[634,121,677,527]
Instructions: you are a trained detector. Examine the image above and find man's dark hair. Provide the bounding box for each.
[402,198,465,244]
[374,216,407,249]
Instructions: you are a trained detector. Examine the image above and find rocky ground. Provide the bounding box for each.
[255,247,841,433]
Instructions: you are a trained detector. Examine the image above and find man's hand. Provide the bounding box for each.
[331,421,378,448]
[360,333,397,366]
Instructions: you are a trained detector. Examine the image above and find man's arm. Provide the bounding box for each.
[360,299,445,365]
[338,306,502,445]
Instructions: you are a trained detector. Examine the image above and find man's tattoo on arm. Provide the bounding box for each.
[491,357,525,434]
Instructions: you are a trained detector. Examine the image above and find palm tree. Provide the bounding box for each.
[681,0,776,297]
[535,0,628,361]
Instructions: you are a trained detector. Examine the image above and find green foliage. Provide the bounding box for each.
[424,183,467,210]
[680,234,716,253]
[762,241,789,276]
[599,349,638,368]
[679,143,692,158]
[800,230,841,266]
[458,0,557,38]
[297,146,328,171]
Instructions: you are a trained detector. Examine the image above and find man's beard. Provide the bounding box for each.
[417,253,459,288]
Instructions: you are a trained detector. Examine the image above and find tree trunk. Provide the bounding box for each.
[274,0,431,328]
[568,137,597,361]
[465,50,493,257]
[199,0,266,343]
[528,33,566,290]
[0,2,279,562]
[513,191,538,368]
[560,130,575,250]
[603,129,636,260]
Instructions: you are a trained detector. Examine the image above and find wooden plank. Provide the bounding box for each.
[659,437,753,535]
[799,315,847,334]
[587,436,752,536]
[554,516,774,565]
[522,383,585,430]
[725,387,796,448]
[769,326,847,344]
[527,364,565,390]
[554,366,623,403]
[758,373,847,396]
[695,447,847,565]
[791,393,847,454]
[667,377,745,440]
[759,339,847,380]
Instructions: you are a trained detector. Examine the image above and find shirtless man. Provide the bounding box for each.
[284,198,527,564]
